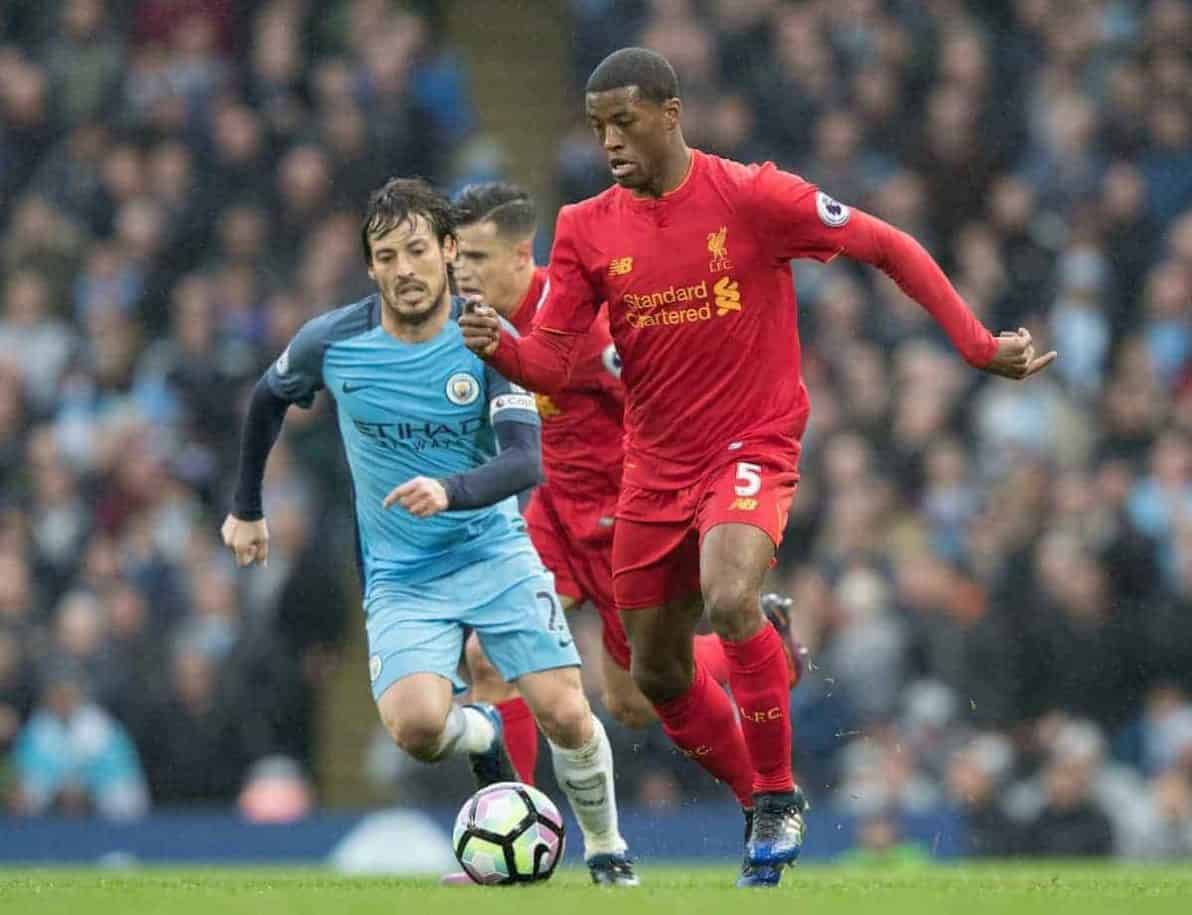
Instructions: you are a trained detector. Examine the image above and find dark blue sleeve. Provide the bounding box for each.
[265,315,330,408]
[231,375,290,521]
[441,419,543,511]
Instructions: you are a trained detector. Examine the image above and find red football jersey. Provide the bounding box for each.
[491,150,998,492]
[509,267,624,497]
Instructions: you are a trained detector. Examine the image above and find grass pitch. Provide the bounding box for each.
[0,865,1189,915]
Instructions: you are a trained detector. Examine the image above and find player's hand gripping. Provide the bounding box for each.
[384,476,449,518]
[459,299,501,358]
[221,514,269,567]
[982,327,1057,380]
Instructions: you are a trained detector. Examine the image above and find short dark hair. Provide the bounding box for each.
[585,47,679,104]
[453,182,537,238]
[361,177,456,263]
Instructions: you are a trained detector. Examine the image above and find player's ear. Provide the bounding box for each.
[442,233,458,263]
[514,236,533,268]
[662,98,681,132]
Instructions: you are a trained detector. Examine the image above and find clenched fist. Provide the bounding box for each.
[221,515,269,567]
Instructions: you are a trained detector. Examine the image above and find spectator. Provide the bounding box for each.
[946,735,1021,857]
[10,661,149,819]
[1020,742,1115,857]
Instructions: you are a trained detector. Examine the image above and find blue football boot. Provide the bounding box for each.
[745,788,808,871]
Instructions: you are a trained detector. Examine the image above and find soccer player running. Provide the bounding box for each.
[450,182,805,785]
[221,178,637,886]
[461,49,1057,887]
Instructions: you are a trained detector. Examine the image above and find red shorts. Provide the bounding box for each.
[612,453,799,610]
[524,484,632,670]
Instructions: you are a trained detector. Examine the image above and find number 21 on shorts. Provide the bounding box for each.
[730,462,761,511]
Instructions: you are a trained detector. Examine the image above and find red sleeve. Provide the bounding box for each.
[486,206,602,393]
[751,164,999,368]
[534,205,602,335]
[487,328,582,395]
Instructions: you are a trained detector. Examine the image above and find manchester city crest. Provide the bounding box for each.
[446,372,480,405]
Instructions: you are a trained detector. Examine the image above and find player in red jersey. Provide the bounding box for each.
[450,182,805,784]
[462,49,1055,887]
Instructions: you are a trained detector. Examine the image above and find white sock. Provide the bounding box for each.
[549,715,626,857]
[430,705,496,760]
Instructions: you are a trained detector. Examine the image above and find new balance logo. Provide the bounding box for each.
[608,257,634,277]
[714,276,741,315]
[680,745,711,759]
[729,497,758,511]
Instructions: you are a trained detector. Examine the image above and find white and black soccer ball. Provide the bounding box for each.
[452,782,566,885]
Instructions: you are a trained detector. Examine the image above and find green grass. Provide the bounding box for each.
[1,865,1190,915]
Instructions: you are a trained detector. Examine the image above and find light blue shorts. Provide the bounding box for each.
[364,543,581,701]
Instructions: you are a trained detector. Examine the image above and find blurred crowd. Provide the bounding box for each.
[1,0,1190,860]
[560,0,1192,858]
[0,0,478,817]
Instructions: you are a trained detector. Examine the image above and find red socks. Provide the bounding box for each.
[722,625,795,794]
[653,662,755,807]
[496,697,539,785]
[693,633,731,686]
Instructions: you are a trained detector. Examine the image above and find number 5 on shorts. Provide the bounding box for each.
[734,462,762,496]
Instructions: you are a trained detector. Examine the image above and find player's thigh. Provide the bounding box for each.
[513,664,592,748]
[470,547,582,699]
[464,631,519,705]
[601,641,655,729]
[375,671,455,749]
[611,512,701,613]
[365,588,468,702]
[698,458,798,635]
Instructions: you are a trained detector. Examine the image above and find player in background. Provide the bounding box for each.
[451,182,805,787]
[461,49,1056,887]
[222,178,637,886]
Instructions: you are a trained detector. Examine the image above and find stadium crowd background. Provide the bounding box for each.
[0,0,1189,859]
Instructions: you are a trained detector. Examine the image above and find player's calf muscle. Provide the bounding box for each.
[602,678,655,730]
[623,596,701,702]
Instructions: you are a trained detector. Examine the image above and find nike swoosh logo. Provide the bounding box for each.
[342,382,374,394]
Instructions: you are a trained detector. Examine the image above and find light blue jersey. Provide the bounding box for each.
[267,294,538,591]
[267,294,579,698]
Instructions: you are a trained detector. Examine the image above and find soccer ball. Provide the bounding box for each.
[452,782,566,885]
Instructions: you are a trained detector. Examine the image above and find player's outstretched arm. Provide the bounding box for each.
[461,306,584,394]
[222,375,289,566]
[751,165,1057,377]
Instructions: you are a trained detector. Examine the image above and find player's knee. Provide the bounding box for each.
[386,712,446,762]
[535,686,591,747]
[603,688,655,730]
[703,575,761,641]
